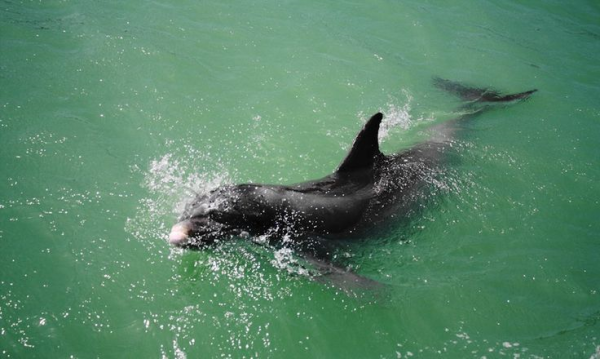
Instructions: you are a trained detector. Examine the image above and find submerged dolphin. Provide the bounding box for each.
[169,79,536,250]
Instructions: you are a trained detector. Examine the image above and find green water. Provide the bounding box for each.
[1,0,599,357]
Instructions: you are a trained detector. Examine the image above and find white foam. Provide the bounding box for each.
[357,90,433,145]
[271,247,310,277]
[125,151,232,244]
[378,91,415,142]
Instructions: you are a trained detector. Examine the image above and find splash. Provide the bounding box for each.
[358,90,433,144]
[271,245,311,277]
[126,152,232,244]
[144,153,231,215]
[378,92,416,142]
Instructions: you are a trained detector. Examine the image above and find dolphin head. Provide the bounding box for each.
[168,194,227,247]
[168,217,226,247]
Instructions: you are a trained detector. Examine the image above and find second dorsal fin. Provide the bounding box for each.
[336,112,383,173]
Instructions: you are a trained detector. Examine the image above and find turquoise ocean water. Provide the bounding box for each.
[1,0,599,357]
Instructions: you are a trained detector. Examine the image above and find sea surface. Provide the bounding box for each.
[1,0,599,357]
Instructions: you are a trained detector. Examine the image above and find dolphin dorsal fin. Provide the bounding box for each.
[336,112,383,173]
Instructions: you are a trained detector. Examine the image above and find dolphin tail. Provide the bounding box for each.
[426,78,537,142]
[433,77,537,104]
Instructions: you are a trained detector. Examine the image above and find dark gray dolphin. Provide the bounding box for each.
[169,80,537,250]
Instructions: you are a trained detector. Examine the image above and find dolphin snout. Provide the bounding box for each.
[169,221,192,245]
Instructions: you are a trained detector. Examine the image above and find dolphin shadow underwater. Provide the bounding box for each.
[168,78,537,290]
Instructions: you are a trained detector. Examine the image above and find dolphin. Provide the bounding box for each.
[169,80,537,252]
